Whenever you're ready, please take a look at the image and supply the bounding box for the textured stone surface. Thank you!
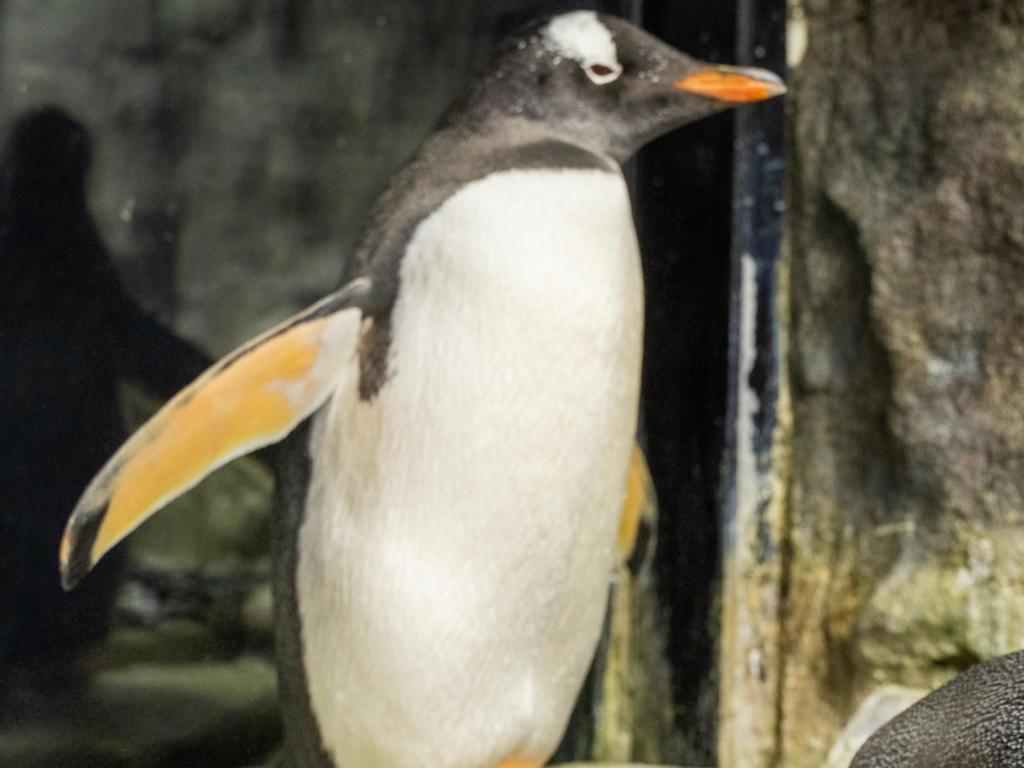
[783,0,1024,764]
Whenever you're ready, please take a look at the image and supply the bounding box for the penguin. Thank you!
[0,107,209,694]
[850,650,1024,768]
[59,12,784,768]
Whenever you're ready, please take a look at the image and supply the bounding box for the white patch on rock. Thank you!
[544,11,621,82]
[735,251,760,520]
[787,0,809,68]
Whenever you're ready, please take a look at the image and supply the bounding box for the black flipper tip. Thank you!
[60,563,86,592]
[59,501,106,591]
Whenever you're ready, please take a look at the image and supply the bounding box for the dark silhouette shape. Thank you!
[0,107,210,692]
[851,651,1024,767]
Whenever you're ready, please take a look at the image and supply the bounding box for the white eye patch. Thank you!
[544,11,622,85]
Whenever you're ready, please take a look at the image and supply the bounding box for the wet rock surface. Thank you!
[783,0,1024,764]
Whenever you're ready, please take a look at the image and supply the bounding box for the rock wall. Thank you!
[784,0,1024,764]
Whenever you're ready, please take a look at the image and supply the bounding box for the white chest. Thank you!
[297,167,644,768]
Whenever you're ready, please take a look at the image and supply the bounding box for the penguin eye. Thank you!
[585,62,621,85]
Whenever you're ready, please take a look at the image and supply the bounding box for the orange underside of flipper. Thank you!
[60,294,363,586]
[95,321,321,561]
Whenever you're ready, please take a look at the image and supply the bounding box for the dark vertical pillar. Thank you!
[718,0,787,765]
[635,2,737,763]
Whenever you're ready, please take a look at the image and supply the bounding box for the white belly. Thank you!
[297,167,644,768]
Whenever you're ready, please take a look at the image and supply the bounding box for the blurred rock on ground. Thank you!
[0,657,280,768]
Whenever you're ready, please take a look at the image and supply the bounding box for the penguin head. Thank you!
[455,11,786,162]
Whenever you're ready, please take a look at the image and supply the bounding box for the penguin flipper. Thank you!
[616,444,657,572]
[60,277,372,590]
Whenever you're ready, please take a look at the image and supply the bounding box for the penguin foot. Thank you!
[496,756,542,768]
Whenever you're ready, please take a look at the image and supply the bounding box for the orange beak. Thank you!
[675,65,787,104]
